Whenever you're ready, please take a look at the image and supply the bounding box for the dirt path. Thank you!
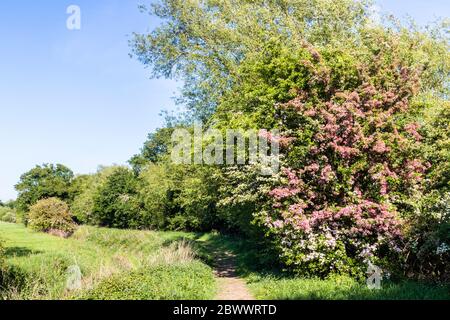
[213,251,254,300]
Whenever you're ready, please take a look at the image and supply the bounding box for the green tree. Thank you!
[15,164,74,214]
[92,167,142,229]
[139,163,220,231]
[171,165,220,231]
[139,163,174,229]
[129,127,175,174]
[131,0,375,121]
[70,166,121,224]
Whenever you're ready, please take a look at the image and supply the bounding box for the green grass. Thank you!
[1,222,448,300]
[193,232,450,300]
[0,222,215,300]
[78,262,215,300]
[249,276,450,300]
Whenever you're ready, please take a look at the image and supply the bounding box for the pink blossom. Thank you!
[320,165,334,183]
[372,139,390,154]
[289,203,308,215]
[273,220,284,229]
[304,163,320,173]
[405,122,422,141]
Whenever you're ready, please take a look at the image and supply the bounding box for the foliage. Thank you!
[79,262,215,300]
[15,164,74,215]
[217,163,280,237]
[138,164,173,229]
[397,99,450,282]
[257,41,429,277]
[172,166,220,231]
[211,25,450,277]
[5,0,448,286]
[127,1,450,282]
[0,240,4,267]
[28,198,76,235]
[129,127,175,174]
[70,166,122,224]
[403,192,450,281]
[0,239,6,291]
[139,164,220,231]
[0,206,16,223]
[92,168,142,229]
[249,275,450,300]
[420,100,450,193]
[131,0,374,121]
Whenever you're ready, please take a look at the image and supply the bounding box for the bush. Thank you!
[217,163,280,237]
[403,192,450,281]
[0,241,5,290]
[0,206,16,223]
[28,198,76,236]
[260,42,423,277]
[70,166,121,224]
[79,262,215,300]
[139,164,173,229]
[173,166,220,231]
[92,168,142,229]
[139,164,221,231]
[214,35,437,277]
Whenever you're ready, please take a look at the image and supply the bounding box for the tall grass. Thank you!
[248,276,450,300]
[0,222,215,300]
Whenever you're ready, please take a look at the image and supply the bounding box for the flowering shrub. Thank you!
[28,198,76,236]
[403,192,450,281]
[257,40,430,277]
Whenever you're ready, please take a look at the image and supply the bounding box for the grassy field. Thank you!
[248,277,450,300]
[0,222,216,300]
[1,222,448,300]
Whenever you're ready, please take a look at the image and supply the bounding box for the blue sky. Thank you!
[0,1,448,201]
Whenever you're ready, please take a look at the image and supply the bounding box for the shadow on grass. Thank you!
[0,265,29,295]
[258,278,450,300]
[190,232,283,279]
[4,247,42,258]
[189,232,450,300]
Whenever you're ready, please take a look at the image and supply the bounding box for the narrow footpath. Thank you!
[213,251,254,300]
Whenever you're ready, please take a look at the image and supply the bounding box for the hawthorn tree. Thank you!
[15,164,74,213]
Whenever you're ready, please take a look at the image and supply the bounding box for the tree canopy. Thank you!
[15,164,74,213]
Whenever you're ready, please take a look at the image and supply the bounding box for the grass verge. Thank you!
[193,232,450,300]
[0,222,215,300]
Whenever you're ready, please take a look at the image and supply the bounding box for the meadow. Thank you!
[0,222,215,300]
[1,222,449,300]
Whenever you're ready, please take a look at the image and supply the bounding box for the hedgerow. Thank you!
[215,28,449,278]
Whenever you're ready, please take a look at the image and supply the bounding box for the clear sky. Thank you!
[0,1,448,201]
